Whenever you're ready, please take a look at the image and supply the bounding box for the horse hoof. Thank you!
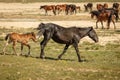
[40,56,45,59]
[58,56,62,60]
[78,60,83,62]
[0,52,4,55]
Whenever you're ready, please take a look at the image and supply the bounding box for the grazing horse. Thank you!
[90,10,116,29]
[84,3,93,12]
[36,23,98,62]
[40,5,56,15]
[3,32,37,56]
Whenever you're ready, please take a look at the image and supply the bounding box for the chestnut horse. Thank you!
[40,5,56,15]
[3,32,37,56]
[55,4,67,15]
[36,23,98,62]
[76,6,81,13]
[97,3,108,11]
[90,10,116,29]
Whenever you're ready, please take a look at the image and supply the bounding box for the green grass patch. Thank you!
[0,28,120,80]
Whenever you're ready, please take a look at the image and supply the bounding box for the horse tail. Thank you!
[5,34,10,41]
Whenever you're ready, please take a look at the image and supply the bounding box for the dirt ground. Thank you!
[0,2,120,45]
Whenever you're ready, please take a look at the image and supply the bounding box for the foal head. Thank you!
[29,32,37,42]
[88,27,99,43]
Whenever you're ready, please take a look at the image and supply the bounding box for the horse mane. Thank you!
[78,27,92,31]
[46,23,65,29]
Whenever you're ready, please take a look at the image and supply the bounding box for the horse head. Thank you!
[40,5,46,9]
[90,10,100,19]
[88,27,99,43]
[31,32,37,42]
[90,11,94,19]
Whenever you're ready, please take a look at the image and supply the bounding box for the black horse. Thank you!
[84,3,93,12]
[36,23,98,62]
[65,4,77,15]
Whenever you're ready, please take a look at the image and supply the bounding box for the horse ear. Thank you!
[89,26,93,30]
[41,23,45,25]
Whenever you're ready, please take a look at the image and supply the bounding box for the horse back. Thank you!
[9,33,30,42]
[52,27,79,44]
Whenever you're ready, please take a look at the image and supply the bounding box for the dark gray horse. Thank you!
[36,23,98,62]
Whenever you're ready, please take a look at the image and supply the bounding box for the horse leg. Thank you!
[3,39,12,55]
[112,20,116,29]
[107,22,110,29]
[58,10,61,15]
[3,42,9,55]
[40,34,51,59]
[100,21,104,29]
[73,42,82,62]
[96,20,99,29]
[45,10,47,16]
[58,44,70,60]
[53,10,56,15]
[20,44,23,56]
[24,43,31,56]
[12,41,18,56]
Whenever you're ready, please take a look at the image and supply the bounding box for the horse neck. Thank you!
[78,28,91,38]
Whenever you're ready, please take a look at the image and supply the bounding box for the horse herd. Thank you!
[0,2,119,62]
[40,3,119,15]
[40,2,119,29]
[1,23,99,62]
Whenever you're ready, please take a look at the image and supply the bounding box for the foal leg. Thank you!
[20,44,23,56]
[58,44,70,60]
[3,42,9,55]
[24,43,31,56]
[12,42,18,56]
[73,42,82,62]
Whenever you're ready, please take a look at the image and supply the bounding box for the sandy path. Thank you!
[0,20,95,28]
